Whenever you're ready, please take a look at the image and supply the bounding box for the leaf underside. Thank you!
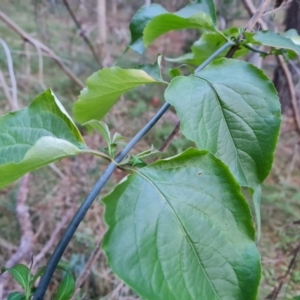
[103,149,261,300]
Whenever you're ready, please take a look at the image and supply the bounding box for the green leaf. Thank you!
[169,68,182,78]
[54,271,75,300]
[84,120,111,146]
[0,89,87,189]
[165,59,281,236]
[7,292,25,300]
[251,31,300,54]
[30,266,46,287]
[129,1,216,54]
[73,67,166,124]
[103,149,261,300]
[5,264,31,291]
[165,58,281,189]
[143,11,215,48]
[129,4,168,54]
[166,30,248,66]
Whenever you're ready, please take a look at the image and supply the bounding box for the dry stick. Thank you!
[71,236,103,300]
[263,0,293,16]
[33,208,74,269]
[278,55,300,133]
[0,69,13,106]
[0,10,84,89]
[0,174,33,295]
[159,0,271,154]
[0,38,18,111]
[62,0,102,67]
[265,243,300,300]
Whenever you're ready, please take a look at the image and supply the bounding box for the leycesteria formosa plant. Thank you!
[1,0,300,299]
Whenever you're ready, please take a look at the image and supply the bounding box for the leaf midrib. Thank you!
[194,75,249,186]
[136,170,222,300]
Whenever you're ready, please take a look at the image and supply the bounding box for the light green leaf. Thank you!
[143,11,215,48]
[166,30,248,66]
[252,31,300,54]
[73,67,166,124]
[7,292,25,300]
[0,89,86,189]
[103,149,261,300]
[5,264,31,291]
[84,120,111,146]
[129,4,168,54]
[54,271,75,300]
[165,59,281,236]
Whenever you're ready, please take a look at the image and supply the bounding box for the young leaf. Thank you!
[84,120,112,146]
[73,67,166,124]
[143,12,215,48]
[166,30,248,66]
[165,59,281,235]
[54,271,75,300]
[5,264,31,291]
[7,292,25,300]
[250,31,300,54]
[0,89,87,189]
[103,149,261,300]
[129,4,168,54]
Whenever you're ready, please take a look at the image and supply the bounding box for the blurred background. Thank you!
[0,0,300,299]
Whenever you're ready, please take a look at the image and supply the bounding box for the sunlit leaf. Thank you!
[0,89,86,189]
[73,67,166,124]
[103,149,261,300]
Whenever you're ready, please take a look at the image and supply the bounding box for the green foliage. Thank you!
[103,149,260,300]
[73,67,166,124]
[54,271,75,300]
[0,0,288,298]
[1,264,75,300]
[0,89,86,189]
[166,30,248,66]
[129,0,216,54]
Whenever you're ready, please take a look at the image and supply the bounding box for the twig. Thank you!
[0,69,13,106]
[286,143,299,183]
[159,121,180,152]
[0,38,18,110]
[263,0,293,16]
[265,242,300,300]
[242,0,268,30]
[71,236,103,300]
[0,174,33,293]
[278,55,300,133]
[0,10,84,88]
[62,0,102,67]
[33,208,74,269]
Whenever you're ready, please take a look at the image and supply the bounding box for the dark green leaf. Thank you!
[54,271,75,300]
[129,4,168,54]
[73,67,166,124]
[165,59,281,236]
[169,68,182,78]
[7,292,25,300]
[143,12,215,48]
[6,264,31,291]
[0,89,87,189]
[103,149,261,300]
